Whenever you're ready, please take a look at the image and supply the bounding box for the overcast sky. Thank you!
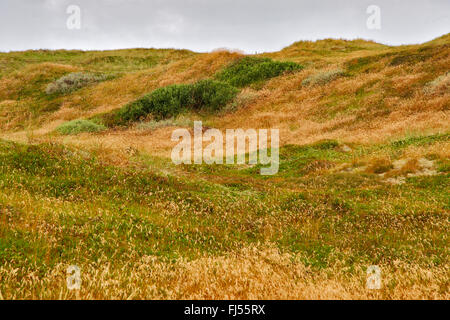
[0,0,449,53]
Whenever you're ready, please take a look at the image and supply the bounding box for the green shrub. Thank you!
[56,119,106,135]
[302,69,344,86]
[46,72,109,95]
[215,57,303,87]
[190,79,238,112]
[103,80,238,127]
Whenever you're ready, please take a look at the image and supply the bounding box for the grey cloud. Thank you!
[0,0,448,53]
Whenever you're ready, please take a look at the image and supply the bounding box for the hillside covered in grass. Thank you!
[0,34,449,299]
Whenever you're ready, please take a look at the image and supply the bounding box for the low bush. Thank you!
[190,79,239,112]
[215,57,303,87]
[103,80,238,127]
[46,72,109,95]
[56,119,106,135]
[302,69,344,86]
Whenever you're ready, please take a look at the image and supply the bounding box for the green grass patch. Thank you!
[215,57,303,88]
[56,119,106,135]
[390,133,450,149]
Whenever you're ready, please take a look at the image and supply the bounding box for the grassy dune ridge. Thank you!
[0,35,449,299]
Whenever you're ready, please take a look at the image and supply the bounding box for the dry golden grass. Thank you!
[0,100,31,131]
[365,158,393,174]
[1,245,447,300]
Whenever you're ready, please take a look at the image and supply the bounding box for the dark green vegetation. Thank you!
[215,57,303,87]
[101,79,238,126]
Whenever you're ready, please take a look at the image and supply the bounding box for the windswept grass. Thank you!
[302,69,345,86]
[0,34,449,300]
[423,72,450,95]
[0,136,448,299]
